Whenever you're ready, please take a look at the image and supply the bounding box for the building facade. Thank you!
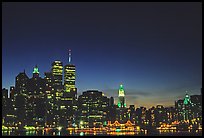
[77,90,109,128]
[51,60,63,88]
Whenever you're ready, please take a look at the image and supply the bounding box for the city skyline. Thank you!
[2,2,202,108]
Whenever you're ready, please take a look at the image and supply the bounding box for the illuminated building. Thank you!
[183,94,192,121]
[190,94,202,130]
[135,107,141,126]
[177,93,201,123]
[175,94,195,122]
[129,105,136,124]
[179,93,202,122]
[116,108,128,124]
[77,90,109,128]
[2,88,9,124]
[118,84,126,108]
[3,56,203,134]
[15,70,29,95]
[135,107,148,127]
[44,72,54,98]
[148,106,156,127]
[44,72,57,127]
[145,109,151,127]
[50,61,63,127]
[175,93,202,130]
[2,88,15,127]
[190,94,202,120]
[116,85,128,124]
[60,92,75,127]
[165,107,176,124]
[51,60,63,88]
[64,64,76,93]
[59,50,78,127]
[141,107,147,125]
[64,50,77,96]
[26,65,46,127]
[175,99,184,121]
[154,105,165,127]
[14,70,29,126]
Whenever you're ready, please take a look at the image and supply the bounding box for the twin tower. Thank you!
[51,49,76,93]
[45,49,125,106]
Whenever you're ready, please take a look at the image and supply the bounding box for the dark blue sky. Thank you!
[2,2,202,108]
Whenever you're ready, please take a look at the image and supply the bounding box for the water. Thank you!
[2,129,202,136]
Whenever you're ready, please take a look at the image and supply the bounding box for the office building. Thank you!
[118,84,126,108]
[51,60,63,88]
[77,90,109,128]
[26,65,46,127]
[64,50,77,96]
[14,70,29,126]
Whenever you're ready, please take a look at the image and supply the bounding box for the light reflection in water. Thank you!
[2,129,202,136]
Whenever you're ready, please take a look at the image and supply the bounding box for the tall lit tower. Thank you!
[118,84,126,108]
[61,49,77,127]
[51,60,63,88]
[183,94,192,121]
[64,49,76,93]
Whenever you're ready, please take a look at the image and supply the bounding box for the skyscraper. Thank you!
[77,90,109,128]
[51,60,63,88]
[64,49,76,94]
[26,65,46,126]
[44,72,56,127]
[116,85,128,123]
[118,84,126,108]
[60,49,77,127]
[2,88,15,127]
[51,61,64,126]
[14,70,29,126]
[44,72,54,99]
[15,70,29,95]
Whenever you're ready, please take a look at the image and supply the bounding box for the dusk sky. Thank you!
[2,2,202,108]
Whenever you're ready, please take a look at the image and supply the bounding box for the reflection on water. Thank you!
[2,129,202,136]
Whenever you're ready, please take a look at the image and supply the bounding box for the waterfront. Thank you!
[2,129,202,136]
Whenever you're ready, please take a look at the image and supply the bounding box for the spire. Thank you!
[120,84,123,90]
[68,49,71,63]
[119,84,125,97]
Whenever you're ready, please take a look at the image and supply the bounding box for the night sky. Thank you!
[2,2,202,108]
